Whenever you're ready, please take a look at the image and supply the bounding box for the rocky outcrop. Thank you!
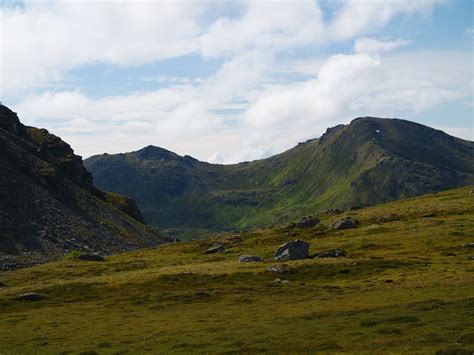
[0,105,170,270]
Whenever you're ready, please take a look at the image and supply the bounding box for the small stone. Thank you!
[203,244,225,254]
[440,252,457,257]
[273,278,291,285]
[16,293,44,301]
[467,256,474,261]
[313,249,347,258]
[462,243,474,248]
[331,217,358,230]
[295,217,319,229]
[266,264,291,274]
[239,255,262,262]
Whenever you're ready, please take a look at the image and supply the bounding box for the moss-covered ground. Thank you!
[0,186,473,354]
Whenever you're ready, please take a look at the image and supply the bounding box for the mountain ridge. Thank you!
[85,116,474,232]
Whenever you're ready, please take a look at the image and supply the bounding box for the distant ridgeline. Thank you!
[0,105,170,269]
[85,116,474,230]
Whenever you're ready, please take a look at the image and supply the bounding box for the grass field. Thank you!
[0,186,473,354]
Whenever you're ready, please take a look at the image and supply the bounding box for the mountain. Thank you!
[85,117,474,232]
[0,105,171,269]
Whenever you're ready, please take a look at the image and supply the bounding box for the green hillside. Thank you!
[85,117,474,233]
[0,186,473,353]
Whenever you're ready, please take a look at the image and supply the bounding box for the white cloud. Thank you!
[199,0,324,58]
[466,26,474,40]
[0,1,205,91]
[1,0,446,93]
[328,0,444,41]
[13,50,472,162]
[354,38,412,54]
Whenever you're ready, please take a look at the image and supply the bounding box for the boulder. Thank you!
[274,240,309,260]
[16,293,44,301]
[295,217,319,229]
[76,253,105,262]
[313,249,347,258]
[239,255,262,262]
[331,217,358,230]
[204,244,224,254]
[462,242,474,248]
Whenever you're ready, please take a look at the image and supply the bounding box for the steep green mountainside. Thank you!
[85,117,474,230]
[0,186,473,353]
[0,105,170,269]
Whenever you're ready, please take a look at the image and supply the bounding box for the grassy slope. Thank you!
[0,186,473,353]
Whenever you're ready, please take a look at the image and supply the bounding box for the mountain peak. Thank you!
[136,145,179,160]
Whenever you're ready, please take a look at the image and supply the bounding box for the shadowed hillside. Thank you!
[85,117,474,231]
[0,105,171,269]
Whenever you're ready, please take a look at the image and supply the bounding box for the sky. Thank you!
[1,0,473,163]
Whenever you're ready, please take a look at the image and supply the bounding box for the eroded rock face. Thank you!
[331,217,358,230]
[274,240,309,260]
[239,255,262,262]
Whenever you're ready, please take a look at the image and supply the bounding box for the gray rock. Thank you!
[468,256,474,261]
[273,279,291,284]
[239,255,262,262]
[16,293,44,301]
[295,217,319,228]
[314,249,347,258]
[463,242,474,248]
[76,253,105,261]
[331,217,358,230]
[204,244,224,254]
[266,264,291,274]
[274,240,309,260]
